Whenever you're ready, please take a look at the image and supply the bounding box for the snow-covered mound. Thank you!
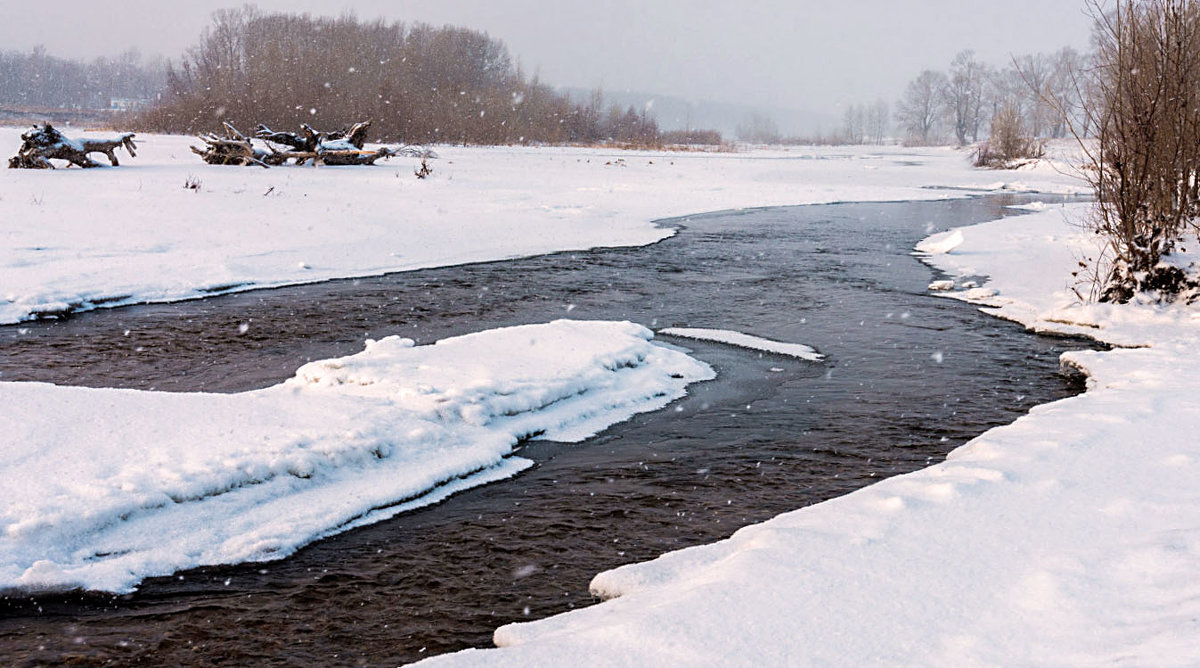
[0,320,713,594]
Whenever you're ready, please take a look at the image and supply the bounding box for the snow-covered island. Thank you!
[0,319,713,593]
[8,128,1195,664]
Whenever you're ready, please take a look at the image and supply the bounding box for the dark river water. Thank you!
[0,195,1091,666]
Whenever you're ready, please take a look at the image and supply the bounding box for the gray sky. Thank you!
[0,1,1094,114]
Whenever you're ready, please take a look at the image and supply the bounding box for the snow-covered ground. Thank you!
[417,203,1200,666]
[15,128,1188,662]
[0,127,1082,325]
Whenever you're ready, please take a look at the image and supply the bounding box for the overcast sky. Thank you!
[0,1,1093,114]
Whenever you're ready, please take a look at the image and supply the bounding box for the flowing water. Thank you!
[0,195,1093,666]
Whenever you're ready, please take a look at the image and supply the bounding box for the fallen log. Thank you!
[8,124,137,169]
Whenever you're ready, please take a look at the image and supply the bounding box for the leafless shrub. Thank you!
[1074,0,1200,302]
[973,104,1044,168]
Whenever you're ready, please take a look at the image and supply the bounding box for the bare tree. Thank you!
[1013,53,1058,138]
[841,104,865,144]
[866,99,890,144]
[896,70,947,145]
[974,102,1043,168]
[141,8,661,146]
[1047,47,1086,139]
[944,50,989,145]
[0,46,164,110]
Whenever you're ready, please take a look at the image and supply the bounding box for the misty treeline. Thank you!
[895,47,1084,154]
[897,47,1094,164]
[735,104,890,146]
[138,6,670,146]
[0,47,164,110]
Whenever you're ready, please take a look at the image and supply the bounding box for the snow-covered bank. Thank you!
[420,203,1200,665]
[0,320,713,594]
[0,128,1083,325]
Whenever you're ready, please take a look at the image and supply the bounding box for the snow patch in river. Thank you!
[659,327,823,361]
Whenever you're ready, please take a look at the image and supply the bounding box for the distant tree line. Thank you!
[0,47,164,110]
[735,113,782,144]
[895,48,1085,148]
[836,100,890,145]
[660,129,724,146]
[138,7,668,146]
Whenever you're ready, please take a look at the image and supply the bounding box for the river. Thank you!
[0,195,1092,666]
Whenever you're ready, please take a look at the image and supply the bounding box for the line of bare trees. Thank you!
[0,47,164,110]
[896,48,1085,149]
[737,103,889,146]
[137,7,662,146]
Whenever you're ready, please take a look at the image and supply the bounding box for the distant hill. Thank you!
[558,87,839,139]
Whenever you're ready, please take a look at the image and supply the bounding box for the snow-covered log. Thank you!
[8,124,137,169]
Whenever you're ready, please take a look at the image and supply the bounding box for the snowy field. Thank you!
[12,126,1186,663]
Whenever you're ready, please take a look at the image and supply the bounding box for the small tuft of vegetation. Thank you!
[972,104,1044,168]
[414,158,432,179]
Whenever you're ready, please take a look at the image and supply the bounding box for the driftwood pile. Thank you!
[8,120,433,173]
[191,120,430,168]
[190,122,288,168]
[8,124,137,169]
